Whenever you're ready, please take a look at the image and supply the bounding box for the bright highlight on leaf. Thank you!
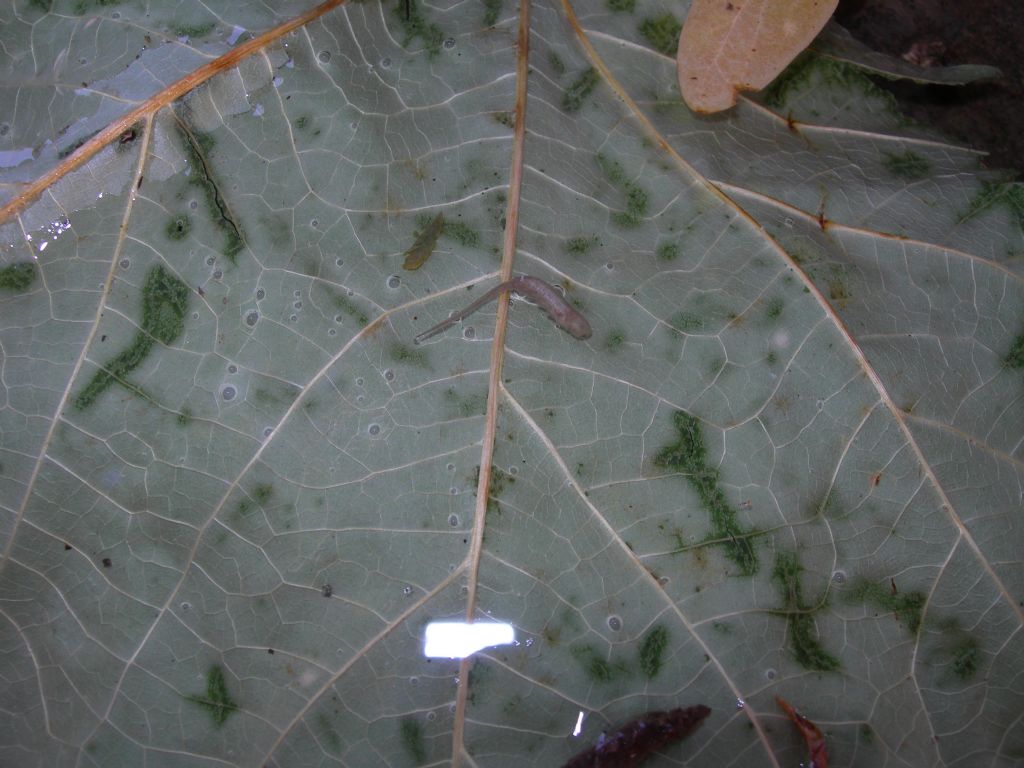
[677,0,838,112]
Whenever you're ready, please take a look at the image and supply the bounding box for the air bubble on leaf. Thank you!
[368,423,381,436]
[355,378,364,387]
[764,668,777,680]
[119,259,130,269]
[443,37,456,49]
[263,427,273,438]
[206,257,215,266]
[293,301,302,310]
[356,395,365,404]
[448,514,459,527]
[449,487,458,495]
[387,275,400,289]
[289,314,298,322]
[256,288,266,300]
[180,601,191,611]
[380,57,392,68]
[213,269,222,280]
[508,466,518,476]
[607,615,622,631]
[221,386,236,401]
[736,698,745,710]
[245,311,259,327]
[453,677,460,685]
[383,368,394,381]
[402,586,413,596]
[409,676,419,686]
[463,326,475,339]
[294,290,301,298]
[228,365,237,374]
[0,124,9,136]
[273,76,284,87]
[816,399,825,411]
[189,200,198,210]
[426,711,436,722]
[447,463,455,472]
[335,258,344,267]
[605,262,614,271]
[784,217,794,228]
[318,50,331,63]
[832,569,847,584]
[191,312,199,320]
[328,328,336,336]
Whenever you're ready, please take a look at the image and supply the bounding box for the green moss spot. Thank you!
[763,53,897,112]
[74,265,189,410]
[548,52,566,77]
[492,111,515,128]
[846,579,926,634]
[712,621,732,634]
[1004,331,1024,369]
[444,387,487,418]
[638,625,668,679]
[883,150,932,180]
[607,0,635,10]
[399,717,427,764]
[390,343,429,368]
[166,215,192,241]
[562,67,600,113]
[483,0,502,26]
[442,220,480,248]
[657,241,680,261]
[669,312,704,333]
[565,236,597,255]
[395,0,445,59]
[951,637,981,681]
[172,22,215,38]
[253,484,274,505]
[597,154,649,228]
[828,279,849,302]
[766,298,784,320]
[294,115,311,130]
[176,407,192,426]
[187,665,238,727]
[604,330,626,350]
[315,713,341,754]
[772,553,839,671]
[860,724,874,743]
[961,179,1024,231]
[0,262,36,292]
[639,14,681,56]
[570,644,627,683]
[653,411,758,574]
[766,350,777,365]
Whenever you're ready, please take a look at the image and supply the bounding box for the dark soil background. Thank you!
[836,0,1024,178]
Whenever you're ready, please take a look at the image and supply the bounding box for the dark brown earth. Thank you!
[836,0,1024,178]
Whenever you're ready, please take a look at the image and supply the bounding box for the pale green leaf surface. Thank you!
[0,1,1022,767]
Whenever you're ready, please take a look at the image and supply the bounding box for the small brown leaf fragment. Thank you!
[402,212,444,270]
[776,696,829,768]
[677,0,838,112]
[562,705,710,768]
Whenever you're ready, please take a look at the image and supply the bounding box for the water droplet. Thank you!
[383,368,394,381]
[221,386,236,401]
[318,50,331,64]
[228,364,237,374]
[256,288,265,300]
[119,258,130,269]
[289,314,298,322]
[293,290,301,298]
[508,465,518,476]
[309,218,318,228]
[816,399,824,410]
[272,76,284,87]
[447,463,455,472]
[426,711,436,722]
[328,328,336,336]
[409,676,419,686]
[368,423,381,436]
[355,378,364,387]
[453,677,460,685]
[387,274,400,289]
[245,311,259,327]
[213,269,223,280]
[402,586,413,596]
[449,487,459,495]
[448,514,459,527]
[463,326,476,339]
[443,37,456,49]
[293,301,302,310]
[180,601,191,611]
[335,258,344,267]
[380,57,392,68]
[607,615,622,631]
[191,312,199,320]
[736,698,745,710]
[764,668,777,680]
[832,570,847,585]
[263,427,273,438]
[604,262,614,271]
[206,256,215,266]
[189,199,198,210]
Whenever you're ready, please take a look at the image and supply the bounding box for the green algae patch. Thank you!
[562,67,600,113]
[638,625,668,679]
[846,578,926,634]
[772,553,839,672]
[399,717,427,763]
[597,154,649,228]
[639,14,681,56]
[883,150,932,180]
[0,262,36,292]
[654,411,758,575]
[187,666,238,727]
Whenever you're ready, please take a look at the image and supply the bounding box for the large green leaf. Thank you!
[1,1,1022,766]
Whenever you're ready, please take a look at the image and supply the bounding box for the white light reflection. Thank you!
[572,710,585,737]
[423,621,514,659]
